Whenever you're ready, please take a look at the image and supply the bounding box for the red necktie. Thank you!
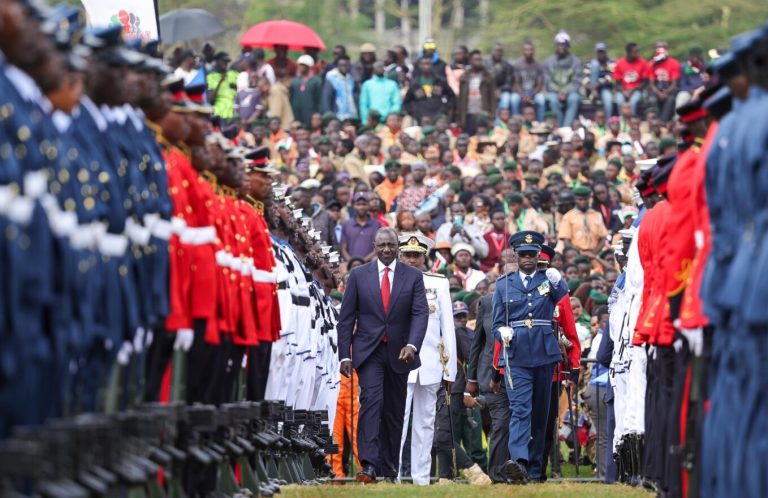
[382,267,391,313]
[382,267,391,343]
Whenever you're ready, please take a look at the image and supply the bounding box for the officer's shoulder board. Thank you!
[423,271,446,278]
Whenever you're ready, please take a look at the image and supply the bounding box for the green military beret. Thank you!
[449,180,462,192]
[659,136,676,150]
[358,125,372,134]
[423,125,436,136]
[367,109,382,120]
[608,157,623,168]
[486,167,500,176]
[591,292,609,305]
[384,159,401,170]
[506,192,524,204]
[523,174,540,183]
[567,279,582,293]
[448,166,462,177]
[330,290,344,301]
[573,185,592,197]
[503,161,518,171]
[463,291,480,306]
[452,290,468,302]
[316,135,332,145]
[487,174,502,186]
[449,286,462,294]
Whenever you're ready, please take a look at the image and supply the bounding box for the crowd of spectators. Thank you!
[167,30,709,477]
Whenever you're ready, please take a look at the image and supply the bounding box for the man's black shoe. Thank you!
[502,459,530,484]
[355,465,377,484]
[382,476,397,483]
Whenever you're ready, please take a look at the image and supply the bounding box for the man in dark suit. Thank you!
[467,295,511,483]
[337,227,429,483]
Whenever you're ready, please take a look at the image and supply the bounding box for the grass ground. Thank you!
[281,481,650,498]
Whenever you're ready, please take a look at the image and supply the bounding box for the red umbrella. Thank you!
[240,20,326,51]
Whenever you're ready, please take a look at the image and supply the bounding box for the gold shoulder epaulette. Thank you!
[423,271,446,278]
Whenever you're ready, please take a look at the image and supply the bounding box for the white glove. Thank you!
[546,268,562,285]
[116,341,133,366]
[132,327,146,354]
[173,328,194,352]
[680,328,703,357]
[499,326,514,346]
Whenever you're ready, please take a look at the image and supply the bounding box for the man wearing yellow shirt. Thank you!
[557,186,608,254]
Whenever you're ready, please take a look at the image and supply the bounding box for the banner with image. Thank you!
[80,0,160,42]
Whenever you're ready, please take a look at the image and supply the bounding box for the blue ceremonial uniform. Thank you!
[491,231,569,481]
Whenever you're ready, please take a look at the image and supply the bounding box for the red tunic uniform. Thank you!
[634,200,672,345]
[243,196,281,343]
[163,146,193,332]
[657,145,701,345]
[679,123,718,329]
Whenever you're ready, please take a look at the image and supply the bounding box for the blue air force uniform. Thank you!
[491,231,568,481]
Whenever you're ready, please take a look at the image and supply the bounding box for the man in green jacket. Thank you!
[290,54,322,126]
[359,61,402,123]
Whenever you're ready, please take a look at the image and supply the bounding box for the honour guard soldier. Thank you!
[396,233,457,486]
[492,230,569,483]
[242,146,281,400]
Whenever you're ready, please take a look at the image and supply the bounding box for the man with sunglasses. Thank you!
[492,231,569,483]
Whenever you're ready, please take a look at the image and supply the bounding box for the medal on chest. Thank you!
[538,281,550,296]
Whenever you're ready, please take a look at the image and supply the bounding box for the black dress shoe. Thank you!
[382,476,398,483]
[356,465,377,484]
[502,460,530,484]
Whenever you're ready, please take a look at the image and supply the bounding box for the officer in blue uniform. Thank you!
[492,230,569,483]
[700,25,768,498]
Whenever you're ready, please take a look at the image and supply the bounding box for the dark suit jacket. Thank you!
[466,295,495,394]
[337,260,429,374]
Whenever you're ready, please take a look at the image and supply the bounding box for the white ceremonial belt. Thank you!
[215,249,230,267]
[0,185,17,215]
[151,219,172,240]
[230,257,243,272]
[240,258,252,277]
[99,232,129,257]
[125,218,152,246]
[23,170,48,199]
[252,269,277,284]
[70,224,96,249]
[51,211,78,239]
[170,216,187,235]
[6,196,34,225]
[180,225,216,245]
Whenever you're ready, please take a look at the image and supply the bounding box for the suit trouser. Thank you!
[506,363,556,480]
[460,407,487,471]
[584,383,609,479]
[356,342,409,477]
[329,372,360,477]
[435,390,474,478]
[399,381,440,485]
[485,389,511,482]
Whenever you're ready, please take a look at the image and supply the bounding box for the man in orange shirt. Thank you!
[374,160,405,212]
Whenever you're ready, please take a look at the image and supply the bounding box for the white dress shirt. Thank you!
[340,259,416,364]
[377,258,397,292]
[519,270,536,289]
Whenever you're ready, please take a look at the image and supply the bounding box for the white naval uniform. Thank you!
[615,225,648,439]
[398,272,457,485]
